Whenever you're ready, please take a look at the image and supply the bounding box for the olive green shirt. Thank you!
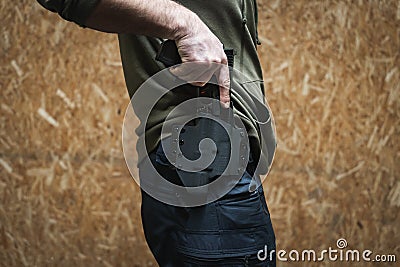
[36,0,274,172]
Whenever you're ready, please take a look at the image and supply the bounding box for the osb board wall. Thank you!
[0,0,399,266]
[257,1,399,266]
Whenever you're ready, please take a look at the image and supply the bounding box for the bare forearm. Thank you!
[84,0,230,106]
[37,0,231,106]
[85,0,198,40]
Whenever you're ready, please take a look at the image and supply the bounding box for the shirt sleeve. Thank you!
[36,0,101,27]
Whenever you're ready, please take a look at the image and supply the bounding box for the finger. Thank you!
[190,81,208,87]
[217,64,230,109]
[169,63,198,78]
[189,69,215,87]
[170,62,217,85]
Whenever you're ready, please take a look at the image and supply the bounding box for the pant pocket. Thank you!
[179,253,267,267]
[217,192,266,230]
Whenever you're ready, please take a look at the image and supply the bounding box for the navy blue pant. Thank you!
[139,143,276,266]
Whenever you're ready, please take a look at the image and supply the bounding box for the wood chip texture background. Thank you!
[0,0,399,266]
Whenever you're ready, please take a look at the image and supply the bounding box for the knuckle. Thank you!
[190,56,202,62]
[192,81,206,87]
[221,54,228,64]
